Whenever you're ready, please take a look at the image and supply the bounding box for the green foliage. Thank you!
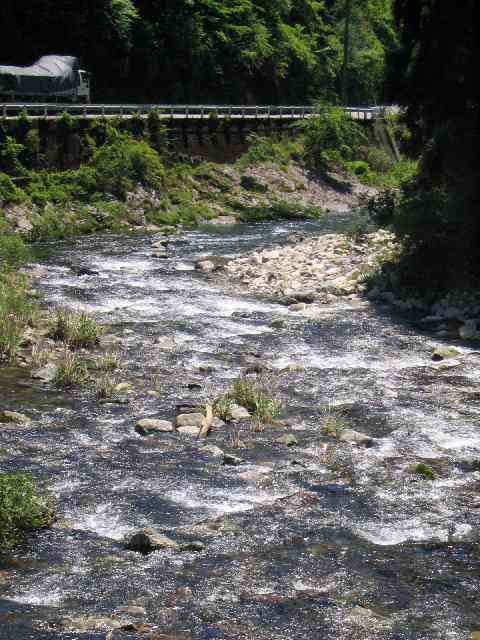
[409,463,436,480]
[0,269,37,361]
[297,106,367,172]
[48,309,103,350]
[0,472,54,552]
[384,2,477,291]
[0,173,26,204]
[0,220,32,265]
[237,134,302,169]
[91,135,165,199]
[0,1,397,105]
[0,137,26,176]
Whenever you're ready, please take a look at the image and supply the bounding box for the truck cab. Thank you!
[76,70,91,102]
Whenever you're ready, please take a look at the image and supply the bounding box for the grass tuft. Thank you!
[48,308,103,350]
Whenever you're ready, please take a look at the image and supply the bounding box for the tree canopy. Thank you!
[0,0,397,104]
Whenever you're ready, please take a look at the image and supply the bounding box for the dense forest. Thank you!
[386,0,477,290]
[0,0,397,104]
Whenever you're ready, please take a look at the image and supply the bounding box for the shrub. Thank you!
[0,472,54,552]
[48,308,103,349]
[91,135,165,199]
[344,160,373,182]
[237,134,302,169]
[0,227,32,266]
[0,172,26,204]
[296,106,367,172]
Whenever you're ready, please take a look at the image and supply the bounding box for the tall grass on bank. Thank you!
[0,472,54,552]
[0,269,38,361]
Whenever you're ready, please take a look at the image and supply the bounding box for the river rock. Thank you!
[152,239,168,249]
[210,215,237,225]
[199,445,224,458]
[117,605,146,617]
[62,616,124,632]
[31,362,58,382]
[180,540,205,552]
[124,529,179,553]
[0,410,31,424]
[176,413,204,428]
[289,302,307,312]
[275,433,298,447]
[195,260,216,273]
[431,346,461,361]
[115,382,133,393]
[229,404,250,420]
[223,453,244,466]
[135,418,174,435]
[337,428,374,447]
[284,289,316,304]
[177,425,201,436]
[459,320,478,340]
[152,249,169,259]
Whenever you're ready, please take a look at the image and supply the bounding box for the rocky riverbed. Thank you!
[1,218,480,640]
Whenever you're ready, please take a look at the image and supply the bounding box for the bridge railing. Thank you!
[0,102,387,120]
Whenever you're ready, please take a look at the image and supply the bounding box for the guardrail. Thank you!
[0,103,387,121]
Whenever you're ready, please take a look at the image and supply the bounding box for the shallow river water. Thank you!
[1,218,480,639]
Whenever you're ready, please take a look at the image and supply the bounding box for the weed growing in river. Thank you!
[229,374,282,424]
[321,407,348,436]
[95,374,117,400]
[53,348,89,387]
[409,463,437,480]
[0,472,54,552]
[95,351,121,372]
[30,341,52,368]
[48,308,103,349]
[213,394,234,421]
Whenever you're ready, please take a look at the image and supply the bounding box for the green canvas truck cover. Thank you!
[0,55,79,95]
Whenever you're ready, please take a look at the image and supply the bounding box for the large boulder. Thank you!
[229,404,250,420]
[135,419,174,436]
[0,410,31,425]
[337,428,374,447]
[31,362,58,382]
[124,529,179,553]
[176,413,204,428]
[431,346,461,361]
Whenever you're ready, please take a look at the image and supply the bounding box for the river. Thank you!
[1,218,479,639]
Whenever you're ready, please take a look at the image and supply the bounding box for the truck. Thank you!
[0,55,90,103]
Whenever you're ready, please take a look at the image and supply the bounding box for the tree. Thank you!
[389,1,478,288]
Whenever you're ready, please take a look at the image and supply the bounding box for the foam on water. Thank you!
[165,485,287,515]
